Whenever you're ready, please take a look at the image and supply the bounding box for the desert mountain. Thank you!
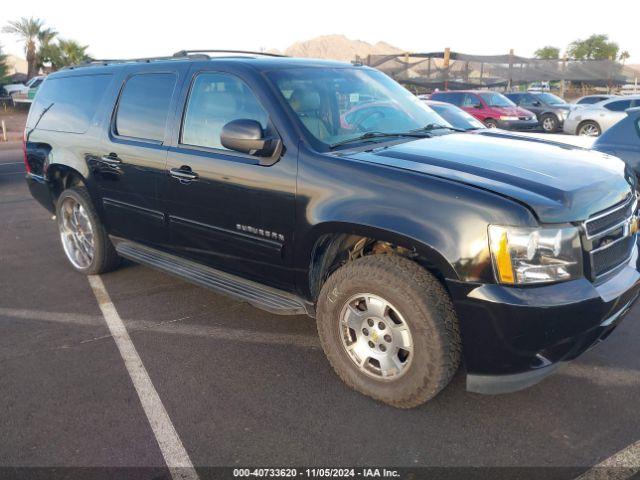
[283,34,403,62]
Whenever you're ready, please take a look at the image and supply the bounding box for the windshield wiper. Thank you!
[26,102,54,142]
[329,131,430,149]
[411,123,465,133]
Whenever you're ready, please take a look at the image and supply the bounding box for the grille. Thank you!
[591,236,635,277]
[585,198,634,237]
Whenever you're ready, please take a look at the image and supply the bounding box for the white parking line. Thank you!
[88,275,199,480]
[574,440,640,480]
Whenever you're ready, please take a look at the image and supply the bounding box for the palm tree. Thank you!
[619,51,631,65]
[2,17,45,79]
[36,27,58,70]
[0,45,9,83]
[56,39,91,68]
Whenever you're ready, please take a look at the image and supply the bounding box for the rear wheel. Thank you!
[484,118,498,128]
[540,114,559,133]
[577,120,601,137]
[56,187,120,275]
[316,255,461,408]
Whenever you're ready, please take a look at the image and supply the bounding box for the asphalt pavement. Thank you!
[1,143,639,480]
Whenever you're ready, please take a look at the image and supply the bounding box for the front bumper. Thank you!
[448,243,640,394]
[497,118,539,131]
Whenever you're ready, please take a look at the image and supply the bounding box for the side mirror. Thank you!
[474,104,483,109]
[533,101,542,107]
[220,119,282,164]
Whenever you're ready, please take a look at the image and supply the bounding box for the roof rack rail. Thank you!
[63,53,212,70]
[172,49,287,58]
[62,50,286,70]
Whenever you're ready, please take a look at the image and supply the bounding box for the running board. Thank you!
[115,242,311,316]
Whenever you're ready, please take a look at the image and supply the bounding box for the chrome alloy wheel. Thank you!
[578,123,600,136]
[542,116,556,132]
[339,293,413,380]
[58,197,95,269]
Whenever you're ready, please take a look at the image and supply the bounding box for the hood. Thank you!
[347,133,632,223]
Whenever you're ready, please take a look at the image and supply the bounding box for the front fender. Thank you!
[294,147,538,294]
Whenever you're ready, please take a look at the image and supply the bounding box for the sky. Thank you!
[1,0,638,64]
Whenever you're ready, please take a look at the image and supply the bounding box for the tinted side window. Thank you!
[520,94,537,106]
[462,94,481,107]
[28,74,113,134]
[181,72,267,150]
[432,92,462,106]
[115,73,176,142]
[606,100,632,112]
[578,97,601,105]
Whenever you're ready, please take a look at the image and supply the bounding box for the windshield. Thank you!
[430,103,485,130]
[478,92,515,107]
[266,68,450,148]
[537,93,566,105]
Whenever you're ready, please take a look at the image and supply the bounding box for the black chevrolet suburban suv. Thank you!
[24,51,640,408]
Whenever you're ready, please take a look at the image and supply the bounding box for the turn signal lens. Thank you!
[490,227,515,283]
[488,225,582,285]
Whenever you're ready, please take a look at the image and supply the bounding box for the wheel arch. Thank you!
[47,163,87,202]
[301,222,458,301]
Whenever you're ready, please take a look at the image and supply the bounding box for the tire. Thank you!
[577,120,601,137]
[540,114,559,133]
[56,186,120,275]
[316,255,461,408]
[484,118,498,128]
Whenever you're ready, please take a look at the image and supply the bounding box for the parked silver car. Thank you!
[573,94,618,106]
[563,96,640,136]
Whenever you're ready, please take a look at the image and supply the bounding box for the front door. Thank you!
[161,68,296,290]
[519,94,544,117]
[92,66,187,248]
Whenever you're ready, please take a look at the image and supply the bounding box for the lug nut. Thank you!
[362,328,369,336]
[378,322,386,330]
[384,334,392,343]
[379,344,387,352]
[368,341,375,348]
[367,319,374,327]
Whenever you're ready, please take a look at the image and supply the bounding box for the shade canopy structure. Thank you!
[365,52,633,90]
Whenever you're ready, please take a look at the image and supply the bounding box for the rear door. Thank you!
[91,64,188,247]
[161,66,297,289]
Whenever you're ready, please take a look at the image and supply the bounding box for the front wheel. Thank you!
[56,186,120,275]
[316,255,461,408]
[484,118,498,128]
[540,114,560,133]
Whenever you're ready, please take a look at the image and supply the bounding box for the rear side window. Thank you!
[606,100,632,112]
[433,92,464,106]
[462,94,481,107]
[181,72,268,150]
[115,73,176,142]
[28,74,113,134]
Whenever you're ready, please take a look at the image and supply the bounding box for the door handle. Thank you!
[169,167,199,182]
[100,153,122,166]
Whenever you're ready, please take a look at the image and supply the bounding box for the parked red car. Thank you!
[430,90,538,130]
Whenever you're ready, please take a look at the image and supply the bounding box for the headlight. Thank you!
[488,225,583,285]
[499,116,519,121]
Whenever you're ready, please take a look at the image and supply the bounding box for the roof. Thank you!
[55,51,355,76]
